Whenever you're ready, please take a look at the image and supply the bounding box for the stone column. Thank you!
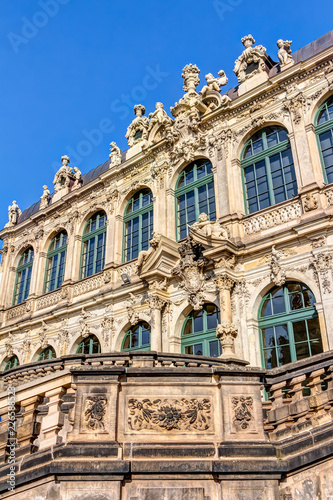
[148,294,166,352]
[38,387,66,450]
[63,233,75,283]
[285,95,318,191]
[16,395,43,457]
[214,274,234,323]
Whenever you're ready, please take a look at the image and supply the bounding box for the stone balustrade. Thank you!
[0,351,332,498]
[242,198,302,235]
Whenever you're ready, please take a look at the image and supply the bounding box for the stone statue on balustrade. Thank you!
[277,39,294,67]
[5,200,21,227]
[40,185,50,209]
[109,141,122,167]
[53,155,74,192]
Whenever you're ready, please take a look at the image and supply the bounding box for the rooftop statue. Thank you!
[5,200,21,227]
[40,185,50,209]
[125,104,149,147]
[148,102,173,131]
[53,155,74,192]
[199,70,228,97]
[233,35,267,83]
[72,167,82,189]
[109,141,122,167]
[277,39,294,66]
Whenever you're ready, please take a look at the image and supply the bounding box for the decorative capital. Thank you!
[148,294,166,311]
[216,320,238,357]
[182,64,200,95]
[214,275,234,291]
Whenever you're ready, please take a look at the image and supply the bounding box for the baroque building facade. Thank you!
[0,31,333,499]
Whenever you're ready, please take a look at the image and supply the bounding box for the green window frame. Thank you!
[38,346,56,361]
[13,247,34,305]
[76,335,101,354]
[44,231,67,293]
[315,96,333,184]
[4,355,19,372]
[121,321,151,351]
[241,126,297,214]
[123,189,153,262]
[181,303,221,357]
[259,282,323,369]
[175,159,216,241]
[80,211,107,279]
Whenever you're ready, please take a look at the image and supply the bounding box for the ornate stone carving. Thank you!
[125,104,149,147]
[53,155,74,192]
[199,70,228,97]
[149,277,168,292]
[243,200,302,234]
[147,294,166,311]
[231,396,254,431]
[310,252,333,294]
[101,316,114,349]
[233,35,268,83]
[216,321,238,357]
[269,245,286,286]
[182,64,200,95]
[277,39,293,67]
[5,201,21,227]
[37,321,49,349]
[40,185,50,209]
[7,302,30,321]
[5,333,14,357]
[310,236,326,248]
[136,232,161,273]
[214,275,234,291]
[128,397,211,432]
[207,128,232,160]
[233,279,250,304]
[56,318,69,352]
[117,262,137,280]
[150,158,169,189]
[84,396,107,431]
[106,188,119,213]
[79,308,93,338]
[36,287,68,310]
[126,293,140,324]
[172,234,209,310]
[283,92,306,124]
[214,255,236,269]
[109,141,122,167]
[190,213,228,241]
[303,193,318,212]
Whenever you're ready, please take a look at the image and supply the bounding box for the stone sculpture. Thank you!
[72,167,82,189]
[191,213,228,240]
[53,155,73,192]
[234,35,267,83]
[40,186,50,209]
[6,201,21,227]
[125,104,149,147]
[148,102,173,130]
[109,141,122,167]
[277,39,293,66]
[199,70,228,96]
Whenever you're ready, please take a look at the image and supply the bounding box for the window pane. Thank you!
[261,298,272,317]
[209,340,220,357]
[307,317,321,340]
[185,345,193,355]
[293,321,307,342]
[278,345,291,365]
[264,348,277,369]
[275,324,289,345]
[194,343,203,356]
[141,327,150,346]
[295,342,310,360]
[193,311,203,333]
[262,327,275,348]
[183,318,193,335]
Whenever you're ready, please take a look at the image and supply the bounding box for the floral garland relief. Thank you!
[128,398,212,432]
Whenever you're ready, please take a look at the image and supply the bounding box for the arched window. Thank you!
[38,346,56,361]
[76,335,101,354]
[259,282,323,369]
[4,355,19,372]
[44,231,67,293]
[122,321,151,351]
[241,126,297,214]
[123,189,153,262]
[181,303,220,357]
[80,211,107,278]
[175,159,216,240]
[316,96,333,184]
[13,247,34,305]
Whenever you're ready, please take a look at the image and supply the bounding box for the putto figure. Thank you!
[6,200,21,227]
[199,70,228,96]
[109,141,122,167]
[40,185,50,209]
[191,213,228,240]
[277,39,293,66]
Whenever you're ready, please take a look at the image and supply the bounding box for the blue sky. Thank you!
[0,0,332,234]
